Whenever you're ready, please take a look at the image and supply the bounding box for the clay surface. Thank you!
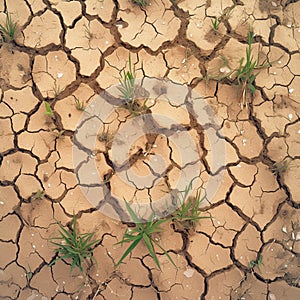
[0,0,299,299]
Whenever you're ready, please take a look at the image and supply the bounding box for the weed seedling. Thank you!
[49,215,100,272]
[249,254,263,272]
[236,30,269,107]
[115,201,176,270]
[0,12,17,43]
[118,54,136,104]
[210,16,221,31]
[73,95,86,111]
[26,265,33,284]
[44,101,55,119]
[171,182,210,231]
[118,55,148,115]
[31,189,45,200]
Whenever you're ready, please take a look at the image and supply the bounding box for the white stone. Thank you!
[183,268,194,278]
[269,294,276,300]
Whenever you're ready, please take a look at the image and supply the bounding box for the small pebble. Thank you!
[278,60,282,64]
[269,294,276,300]
[57,73,63,78]
[289,88,294,93]
[271,1,277,7]
[0,201,4,205]
[288,113,293,120]
[282,226,287,233]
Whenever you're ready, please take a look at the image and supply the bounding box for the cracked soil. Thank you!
[0,0,300,299]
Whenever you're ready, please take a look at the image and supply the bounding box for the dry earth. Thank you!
[0,0,300,299]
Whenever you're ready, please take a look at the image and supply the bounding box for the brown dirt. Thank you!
[0,0,300,299]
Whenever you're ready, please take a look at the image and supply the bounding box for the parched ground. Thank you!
[0,0,300,299]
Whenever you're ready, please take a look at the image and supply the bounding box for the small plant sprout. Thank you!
[49,215,100,272]
[249,254,263,272]
[171,182,210,231]
[210,16,221,31]
[118,55,148,116]
[0,12,17,43]
[115,200,177,270]
[32,189,45,200]
[73,95,86,111]
[118,54,136,104]
[235,30,269,108]
[26,265,33,283]
[44,101,55,119]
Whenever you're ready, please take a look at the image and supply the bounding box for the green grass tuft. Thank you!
[236,30,269,107]
[115,200,177,270]
[0,12,17,43]
[171,181,210,231]
[49,215,100,272]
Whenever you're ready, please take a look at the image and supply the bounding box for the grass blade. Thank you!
[143,233,161,270]
[115,236,142,268]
